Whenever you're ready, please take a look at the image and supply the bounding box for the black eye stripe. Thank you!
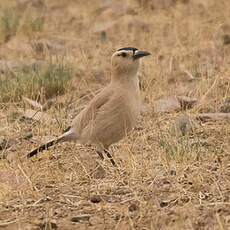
[117,52,127,57]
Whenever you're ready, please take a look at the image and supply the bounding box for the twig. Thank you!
[184,69,195,80]
[17,164,38,191]
[0,219,17,227]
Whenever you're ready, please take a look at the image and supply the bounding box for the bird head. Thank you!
[111,47,151,81]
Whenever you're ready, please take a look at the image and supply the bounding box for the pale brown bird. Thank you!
[27,47,151,166]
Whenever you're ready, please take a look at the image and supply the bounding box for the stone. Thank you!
[22,96,43,110]
[154,96,181,113]
[197,113,230,121]
[90,195,102,203]
[22,109,53,124]
[129,203,138,212]
[71,214,91,222]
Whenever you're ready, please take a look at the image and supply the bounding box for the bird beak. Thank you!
[133,50,151,60]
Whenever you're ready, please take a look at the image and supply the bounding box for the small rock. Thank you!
[154,96,181,113]
[170,170,176,176]
[115,214,120,221]
[71,214,91,222]
[22,109,53,124]
[129,203,138,212]
[94,166,106,179]
[160,201,168,208]
[197,113,230,121]
[90,195,102,203]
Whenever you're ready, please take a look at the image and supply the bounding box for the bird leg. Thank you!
[96,150,116,166]
[104,149,116,166]
[96,150,105,160]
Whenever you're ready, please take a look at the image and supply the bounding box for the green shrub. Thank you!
[0,61,73,102]
[0,7,20,42]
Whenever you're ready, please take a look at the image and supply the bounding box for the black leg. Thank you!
[96,150,116,166]
[104,150,116,166]
[96,151,105,160]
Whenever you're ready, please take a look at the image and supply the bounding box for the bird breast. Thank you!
[71,78,141,148]
[90,81,141,147]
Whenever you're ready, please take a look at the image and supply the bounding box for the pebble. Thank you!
[71,214,91,222]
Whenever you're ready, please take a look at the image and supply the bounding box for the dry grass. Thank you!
[0,0,230,229]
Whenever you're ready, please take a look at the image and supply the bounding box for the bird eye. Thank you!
[121,52,127,57]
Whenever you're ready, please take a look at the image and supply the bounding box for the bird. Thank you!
[27,47,151,166]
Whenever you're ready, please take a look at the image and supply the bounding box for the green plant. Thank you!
[0,7,20,42]
[157,134,202,162]
[0,61,73,102]
[21,9,45,34]
[31,15,45,32]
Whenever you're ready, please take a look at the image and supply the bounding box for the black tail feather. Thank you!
[27,140,55,158]
[63,126,71,133]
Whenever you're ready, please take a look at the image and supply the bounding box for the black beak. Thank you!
[133,50,151,60]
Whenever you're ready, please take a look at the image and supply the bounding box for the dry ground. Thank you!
[0,0,230,229]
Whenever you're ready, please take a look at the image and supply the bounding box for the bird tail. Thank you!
[27,130,73,158]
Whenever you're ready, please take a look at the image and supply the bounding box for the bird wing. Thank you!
[71,86,115,135]
[72,84,135,147]
[27,87,115,158]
